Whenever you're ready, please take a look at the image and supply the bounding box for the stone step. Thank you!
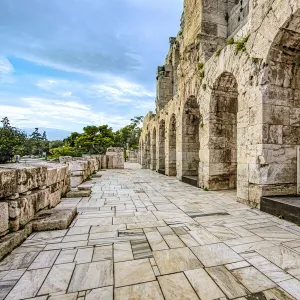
[31,206,77,231]
[78,183,94,191]
[182,176,198,187]
[261,196,300,223]
[66,189,91,198]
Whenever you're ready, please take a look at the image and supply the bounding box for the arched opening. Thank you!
[210,72,238,190]
[258,11,300,214]
[150,128,157,170]
[158,120,166,174]
[181,96,200,186]
[167,114,177,176]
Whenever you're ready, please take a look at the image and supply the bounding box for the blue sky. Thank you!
[0,0,183,136]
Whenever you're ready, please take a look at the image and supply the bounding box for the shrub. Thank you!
[226,37,234,45]
[235,35,250,54]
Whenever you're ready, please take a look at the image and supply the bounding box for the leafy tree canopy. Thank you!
[0,116,144,162]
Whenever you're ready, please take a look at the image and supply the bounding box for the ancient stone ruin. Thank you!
[139,0,300,209]
[0,148,124,260]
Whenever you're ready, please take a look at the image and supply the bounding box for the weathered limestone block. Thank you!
[249,163,296,185]
[0,223,32,261]
[106,147,124,169]
[62,177,71,196]
[78,183,93,191]
[49,190,61,208]
[68,160,88,172]
[0,202,8,236]
[17,166,48,193]
[66,189,91,198]
[31,207,77,231]
[59,156,73,164]
[101,155,108,169]
[0,169,17,198]
[107,156,114,169]
[71,171,84,176]
[8,188,50,231]
[45,167,58,186]
[70,176,84,188]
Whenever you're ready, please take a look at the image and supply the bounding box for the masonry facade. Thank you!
[139,0,300,208]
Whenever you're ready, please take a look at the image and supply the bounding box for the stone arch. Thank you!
[209,72,238,190]
[181,96,201,185]
[150,127,157,170]
[166,114,177,176]
[158,120,166,173]
[256,10,300,198]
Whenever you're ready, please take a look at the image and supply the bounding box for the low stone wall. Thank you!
[59,150,124,189]
[126,150,138,163]
[0,163,70,237]
[106,147,125,169]
[59,155,103,188]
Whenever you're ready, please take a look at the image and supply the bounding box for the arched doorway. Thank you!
[158,120,166,174]
[181,96,200,186]
[150,128,157,170]
[166,114,177,176]
[210,72,238,190]
[258,11,300,200]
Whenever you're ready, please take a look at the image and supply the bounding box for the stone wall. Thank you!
[0,163,70,236]
[140,0,300,208]
[106,147,125,169]
[59,150,124,187]
[59,155,101,188]
[126,150,138,163]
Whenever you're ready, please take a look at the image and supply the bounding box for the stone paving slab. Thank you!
[1,163,300,299]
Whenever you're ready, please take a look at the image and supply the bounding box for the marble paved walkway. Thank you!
[1,163,300,300]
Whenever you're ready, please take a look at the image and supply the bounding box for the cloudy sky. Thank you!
[0,0,183,137]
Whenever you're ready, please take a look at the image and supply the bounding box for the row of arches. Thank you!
[140,71,239,191]
[140,8,300,204]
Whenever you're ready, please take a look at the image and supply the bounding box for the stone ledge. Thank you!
[0,223,32,261]
[66,189,91,198]
[31,207,77,231]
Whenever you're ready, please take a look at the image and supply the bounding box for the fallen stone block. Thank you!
[66,189,91,198]
[70,176,84,188]
[49,190,61,208]
[0,168,17,198]
[77,183,93,191]
[7,188,51,231]
[31,207,77,231]
[0,223,32,261]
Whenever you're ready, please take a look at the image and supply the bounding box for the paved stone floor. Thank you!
[1,163,300,300]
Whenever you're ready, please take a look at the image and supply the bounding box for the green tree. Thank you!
[0,117,27,163]
[75,125,114,154]
[49,140,64,150]
[63,132,80,147]
[49,144,77,158]
[114,116,143,149]
[26,128,44,156]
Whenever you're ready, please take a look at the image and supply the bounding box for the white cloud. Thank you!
[0,57,14,74]
[0,97,130,131]
[0,57,15,84]
[35,76,155,107]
